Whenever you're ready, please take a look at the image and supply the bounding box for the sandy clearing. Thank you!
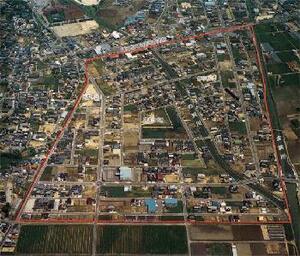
[52,20,99,37]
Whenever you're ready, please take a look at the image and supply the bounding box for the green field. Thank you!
[142,128,170,138]
[124,104,138,112]
[229,121,247,135]
[96,225,188,254]
[182,158,205,168]
[165,106,185,132]
[40,166,53,180]
[0,151,23,172]
[101,185,153,197]
[277,51,299,63]
[182,153,197,160]
[208,243,233,256]
[267,63,291,74]
[16,225,93,254]
[182,167,225,181]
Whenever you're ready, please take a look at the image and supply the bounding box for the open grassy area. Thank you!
[101,186,152,197]
[182,153,197,160]
[79,148,99,157]
[93,59,104,73]
[165,106,185,132]
[165,200,184,213]
[277,51,299,63]
[267,63,292,74]
[124,104,138,112]
[229,121,247,135]
[96,225,188,254]
[255,23,285,34]
[182,167,224,180]
[40,166,53,180]
[182,158,205,168]
[142,128,170,138]
[97,81,116,96]
[208,243,233,256]
[245,0,255,21]
[0,151,23,172]
[16,225,93,254]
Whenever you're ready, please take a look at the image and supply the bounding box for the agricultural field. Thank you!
[191,243,233,256]
[43,0,85,24]
[16,225,93,254]
[191,241,288,256]
[189,225,264,241]
[96,225,188,254]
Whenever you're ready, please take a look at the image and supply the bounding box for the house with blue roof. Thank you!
[164,198,178,208]
[145,198,157,213]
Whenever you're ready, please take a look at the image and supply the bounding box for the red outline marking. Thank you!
[250,25,292,223]
[15,23,292,225]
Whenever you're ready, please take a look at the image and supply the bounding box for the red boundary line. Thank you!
[15,23,291,225]
[249,26,292,223]
[18,218,290,225]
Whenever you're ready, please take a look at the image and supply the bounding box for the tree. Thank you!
[1,203,11,218]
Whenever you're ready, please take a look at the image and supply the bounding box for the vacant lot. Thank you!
[16,225,93,254]
[96,225,188,254]
[52,20,99,37]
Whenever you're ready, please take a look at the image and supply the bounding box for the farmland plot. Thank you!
[96,225,188,254]
[16,225,93,254]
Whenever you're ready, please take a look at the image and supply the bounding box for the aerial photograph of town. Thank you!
[0,0,299,255]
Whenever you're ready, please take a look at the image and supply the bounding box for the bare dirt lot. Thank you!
[124,130,139,151]
[232,225,263,241]
[189,225,234,241]
[52,20,99,37]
